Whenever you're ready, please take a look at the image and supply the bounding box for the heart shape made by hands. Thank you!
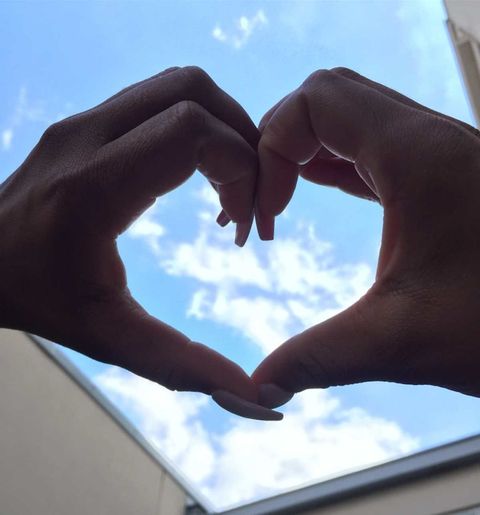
[2,67,480,424]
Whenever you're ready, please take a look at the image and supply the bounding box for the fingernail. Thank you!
[212,390,283,421]
[235,218,253,247]
[256,211,275,241]
[258,384,294,409]
[216,210,230,227]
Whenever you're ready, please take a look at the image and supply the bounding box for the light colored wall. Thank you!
[0,329,188,515]
[302,463,480,515]
[445,1,480,43]
[445,0,480,126]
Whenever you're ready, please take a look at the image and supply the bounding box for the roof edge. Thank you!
[27,333,213,514]
[219,433,480,514]
[27,334,480,515]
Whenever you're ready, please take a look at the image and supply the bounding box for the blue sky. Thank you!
[2,0,480,509]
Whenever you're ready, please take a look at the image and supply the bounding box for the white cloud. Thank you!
[119,185,417,509]
[1,129,13,151]
[0,86,62,152]
[128,203,166,254]
[12,86,47,125]
[207,389,418,508]
[95,367,215,482]
[95,367,419,510]
[164,233,271,289]
[181,233,371,354]
[212,10,268,49]
[212,26,227,43]
[131,185,373,354]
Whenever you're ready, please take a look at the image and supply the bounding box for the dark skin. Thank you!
[0,66,265,413]
[252,67,480,401]
[1,66,479,420]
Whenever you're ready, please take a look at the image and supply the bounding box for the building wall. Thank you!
[445,0,480,126]
[301,463,480,515]
[0,329,188,515]
[445,0,480,43]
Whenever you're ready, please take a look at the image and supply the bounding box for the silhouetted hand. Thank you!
[0,66,282,419]
[253,67,480,402]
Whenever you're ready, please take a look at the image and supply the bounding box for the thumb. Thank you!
[74,294,283,419]
[252,294,407,403]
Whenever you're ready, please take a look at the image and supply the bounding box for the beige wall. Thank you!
[0,329,188,515]
[445,1,480,43]
[445,0,480,126]
[302,463,480,515]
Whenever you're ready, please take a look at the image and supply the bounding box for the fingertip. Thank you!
[216,209,231,227]
[234,213,254,247]
[258,383,294,409]
[255,210,275,241]
[235,222,249,247]
[212,390,283,421]
[167,339,259,402]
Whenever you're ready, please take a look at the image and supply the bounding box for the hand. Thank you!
[0,66,281,420]
[252,67,480,402]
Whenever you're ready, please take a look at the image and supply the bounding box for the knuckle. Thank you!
[161,65,181,75]
[40,114,94,147]
[40,120,70,144]
[300,69,345,110]
[302,68,337,91]
[330,66,358,79]
[174,100,207,134]
[180,65,214,92]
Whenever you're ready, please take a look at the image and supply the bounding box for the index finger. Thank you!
[255,68,410,238]
[95,66,260,150]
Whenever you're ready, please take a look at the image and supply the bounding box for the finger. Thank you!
[94,66,260,150]
[96,67,181,108]
[300,151,379,201]
[212,390,282,421]
[258,92,291,132]
[256,68,414,232]
[259,93,378,205]
[210,184,232,228]
[251,294,403,396]
[93,101,257,236]
[82,295,281,421]
[209,181,249,244]
[216,209,231,227]
[62,68,181,129]
[330,67,480,139]
[261,67,477,208]
[209,182,231,226]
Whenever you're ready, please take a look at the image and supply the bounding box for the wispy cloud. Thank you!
[212,10,268,50]
[1,87,75,152]
[128,204,165,254]
[1,129,13,151]
[1,87,47,152]
[96,367,418,510]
